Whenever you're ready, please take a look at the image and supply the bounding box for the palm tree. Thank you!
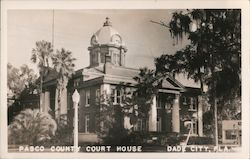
[31,40,53,110]
[8,109,57,145]
[51,48,76,120]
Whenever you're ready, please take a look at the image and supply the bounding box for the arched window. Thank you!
[111,34,122,45]
[112,52,120,66]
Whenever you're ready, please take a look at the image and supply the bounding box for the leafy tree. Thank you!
[95,93,129,145]
[8,109,57,145]
[153,9,241,145]
[7,64,39,124]
[7,63,38,100]
[155,9,240,98]
[7,63,23,99]
[51,48,76,119]
[133,68,159,118]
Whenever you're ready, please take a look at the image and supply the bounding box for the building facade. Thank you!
[221,120,241,145]
[41,18,203,143]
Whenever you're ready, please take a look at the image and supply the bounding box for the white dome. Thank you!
[90,17,124,46]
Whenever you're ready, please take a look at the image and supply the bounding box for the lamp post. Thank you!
[72,89,80,153]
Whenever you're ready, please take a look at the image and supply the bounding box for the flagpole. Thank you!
[52,9,55,48]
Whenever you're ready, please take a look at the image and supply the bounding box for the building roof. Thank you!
[43,64,200,94]
[79,64,185,91]
[81,64,139,83]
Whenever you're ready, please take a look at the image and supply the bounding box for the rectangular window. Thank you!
[134,119,143,131]
[74,79,80,87]
[192,120,197,134]
[93,53,98,64]
[111,88,122,104]
[101,53,105,63]
[111,89,115,103]
[183,96,187,105]
[157,97,161,109]
[116,53,120,65]
[157,117,162,132]
[85,115,90,133]
[225,130,237,140]
[117,89,121,103]
[96,89,100,101]
[186,97,191,105]
[85,89,90,107]
[111,52,120,66]
[114,53,117,65]
[189,97,197,111]
[111,51,115,64]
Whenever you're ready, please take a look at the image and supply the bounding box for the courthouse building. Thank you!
[41,18,204,143]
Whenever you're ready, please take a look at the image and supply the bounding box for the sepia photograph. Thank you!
[1,0,249,159]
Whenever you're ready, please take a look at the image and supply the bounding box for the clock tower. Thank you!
[88,17,127,68]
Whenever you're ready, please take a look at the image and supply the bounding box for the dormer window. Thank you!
[90,35,98,46]
[111,34,122,45]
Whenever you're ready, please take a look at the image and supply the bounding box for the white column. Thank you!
[172,94,180,133]
[100,84,111,104]
[148,95,157,132]
[60,88,68,115]
[55,88,59,119]
[44,91,50,113]
[101,84,111,95]
[124,116,133,130]
[198,96,203,136]
[40,92,45,112]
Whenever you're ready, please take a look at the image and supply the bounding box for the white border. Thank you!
[1,1,249,159]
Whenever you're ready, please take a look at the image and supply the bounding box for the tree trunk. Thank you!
[57,87,61,121]
[39,72,43,112]
[56,81,67,122]
[198,68,204,93]
[214,96,218,147]
[211,58,218,147]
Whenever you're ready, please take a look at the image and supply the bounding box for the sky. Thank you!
[7,9,198,87]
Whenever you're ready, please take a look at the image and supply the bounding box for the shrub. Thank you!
[8,109,57,145]
[48,114,73,146]
[187,136,213,145]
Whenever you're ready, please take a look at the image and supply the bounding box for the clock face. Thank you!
[111,34,122,45]
[91,35,98,45]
